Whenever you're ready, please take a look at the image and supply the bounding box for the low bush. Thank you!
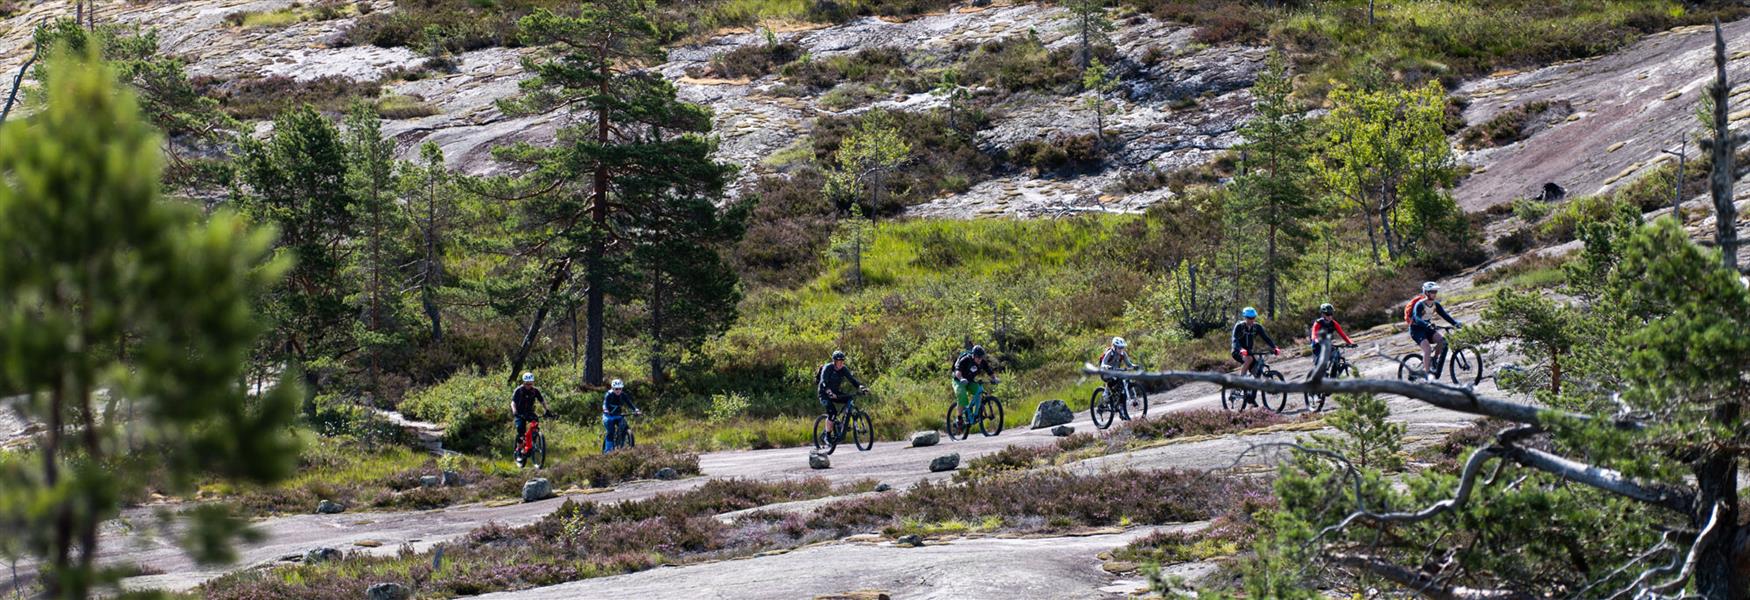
[1007,133,1105,174]
[1456,100,1572,150]
[732,168,836,286]
[957,36,1102,95]
[780,47,922,93]
[818,82,885,110]
[375,94,440,119]
[197,75,382,120]
[811,109,993,213]
[708,41,804,79]
[1119,407,1305,442]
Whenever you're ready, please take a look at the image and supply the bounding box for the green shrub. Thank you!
[780,47,921,92]
[197,75,382,120]
[1007,134,1105,173]
[708,41,804,79]
[818,82,885,110]
[1456,100,1571,149]
[811,109,993,213]
[375,94,439,119]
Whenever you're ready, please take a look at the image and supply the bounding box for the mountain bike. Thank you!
[1303,343,1359,413]
[1223,352,1288,413]
[813,391,875,454]
[1398,325,1483,386]
[517,413,548,469]
[1091,373,1149,429]
[946,380,1005,440]
[603,411,639,454]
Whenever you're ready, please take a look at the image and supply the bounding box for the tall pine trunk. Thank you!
[649,269,665,387]
[422,163,444,342]
[585,70,610,388]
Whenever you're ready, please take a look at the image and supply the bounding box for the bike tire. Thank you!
[1262,371,1289,413]
[852,410,874,452]
[813,414,838,454]
[945,402,970,441]
[1128,383,1149,420]
[1302,368,1326,413]
[981,397,1005,437]
[1449,347,1484,386]
[532,432,546,469]
[1398,354,1426,382]
[1221,386,1237,411]
[1090,388,1116,430]
[623,427,635,449]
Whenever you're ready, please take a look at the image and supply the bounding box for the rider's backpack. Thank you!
[1403,294,1426,326]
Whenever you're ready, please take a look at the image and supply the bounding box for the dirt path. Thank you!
[470,526,1196,600]
[97,290,1497,594]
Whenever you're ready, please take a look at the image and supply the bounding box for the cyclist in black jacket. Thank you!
[603,378,639,452]
[1230,307,1280,377]
[511,372,549,463]
[817,351,867,422]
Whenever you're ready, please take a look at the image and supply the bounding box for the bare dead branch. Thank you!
[1084,364,1643,431]
[1329,552,1535,600]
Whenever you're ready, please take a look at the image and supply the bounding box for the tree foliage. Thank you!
[0,48,298,598]
[1311,81,1462,264]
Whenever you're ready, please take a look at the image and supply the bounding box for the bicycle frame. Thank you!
[519,419,541,454]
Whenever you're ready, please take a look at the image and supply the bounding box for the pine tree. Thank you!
[826,110,911,218]
[1231,52,1314,319]
[1081,58,1117,147]
[1062,0,1114,70]
[0,48,299,599]
[343,104,413,397]
[410,142,452,343]
[235,106,357,381]
[494,0,736,386]
[1310,82,1459,264]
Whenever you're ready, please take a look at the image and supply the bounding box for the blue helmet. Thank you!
[1241,307,1258,319]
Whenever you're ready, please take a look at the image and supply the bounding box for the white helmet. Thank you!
[610,379,625,390]
[521,372,535,383]
[1422,281,1440,293]
[1111,336,1127,349]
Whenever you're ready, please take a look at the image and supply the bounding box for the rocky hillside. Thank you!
[6,1,1749,217]
[3,0,1263,217]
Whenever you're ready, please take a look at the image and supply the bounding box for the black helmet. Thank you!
[832,350,846,361]
[971,345,987,358]
[1319,303,1334,315]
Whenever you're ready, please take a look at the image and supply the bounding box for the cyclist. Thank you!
[816,350,868,424]
[602,378,639,452]
[953,345,997,423]
[1231,307,1280,377]
[1308,303,1355,366]
[1406,282,1463,381]
[1098,336,1138,398]
[511,372,549,465]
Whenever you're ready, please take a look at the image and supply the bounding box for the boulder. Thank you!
[896,534,923,547]
[1051,425,1076,437]
[928,453,960,472]
[441,470,463,486]
[653,467,680,480]
[1029,399,1074,429]
[366,582,411,600]
[809,452,832,469]
[419,475,440,488]
[521,478,555,503]
[302,547,342,564]
[909,431,939,447]
[316,499,345,514]
[874,482,891,492]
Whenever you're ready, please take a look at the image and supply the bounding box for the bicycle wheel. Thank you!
[1090,388,1117,430]
[813,414,838,454]
[623,427,635,449]
[532,432,546,469]
[1398,354,1426,382]
[1302,368,1327,413]
[1261,371,1289,413]
[1221,386,1237,411]
[981,397,1005,436]
[945,402,970,441]
[852,410,874,452]
[1449,347,1484,386]
[1127,383,1149,420]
